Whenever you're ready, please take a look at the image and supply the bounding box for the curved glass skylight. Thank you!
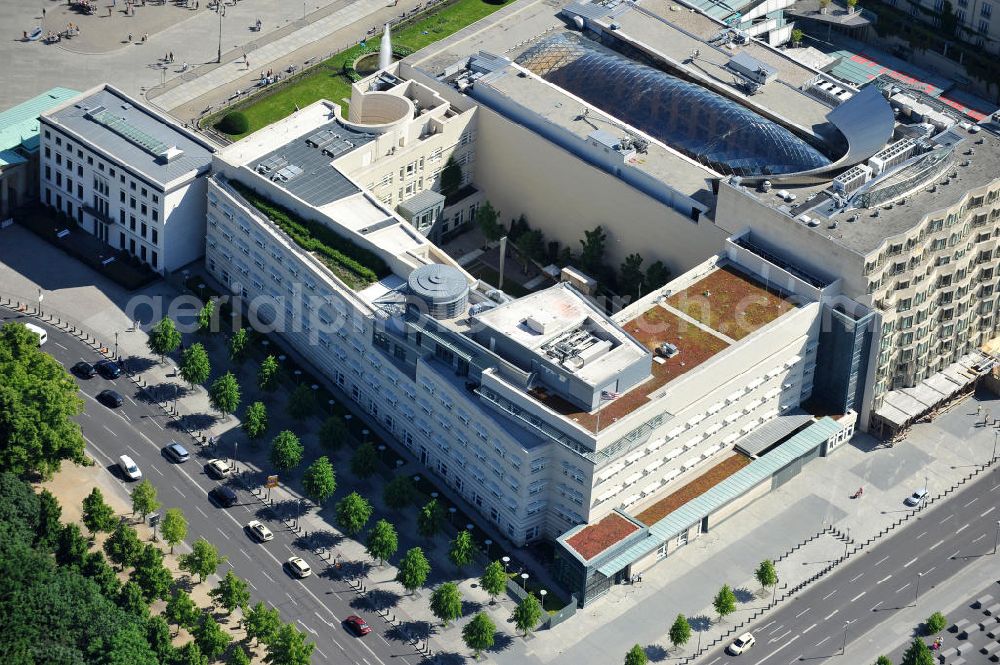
[516,34,831,176]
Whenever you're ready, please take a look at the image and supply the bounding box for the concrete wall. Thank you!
[162,178,207,272]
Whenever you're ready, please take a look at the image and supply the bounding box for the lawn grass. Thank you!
[215,0,508,139]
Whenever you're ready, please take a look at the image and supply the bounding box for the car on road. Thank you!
[94,359,122,379]
[904,488,928,506]
[97,389,124,408]
[344,615,372,636]
[23,322,47,345]
[246,520,273,542]
[164,442,190,463]
[118,454,142,481]
[209,485,238,507]
[727,632,755,655]
[72,361,97,378]
[286,556,312,578]
[205,458,231,479]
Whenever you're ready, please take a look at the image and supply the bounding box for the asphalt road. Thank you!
[2,310,425,665]
[699,461,1000,664]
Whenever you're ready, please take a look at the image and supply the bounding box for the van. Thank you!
[23,322,47,345]
[118,454,142,481]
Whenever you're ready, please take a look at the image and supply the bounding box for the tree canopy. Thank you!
[713,584,737,620]
[130,542,173,602]
[209,569,251,614]
[430,582,462,626]
[180,342,211,387]
[166,589,201,634]
[318,415,348,450]
[480,560,507,604]
[147,317,181,361]
[302,455,336,505]
[270,430,304,471]
[193,614,231,661]
[131,479,160,520]
[104,521,143,571]
[461,612,496,657]
[396,547,431,594]
[179,537,227,583]
[448,530,475,570]
[755,559,778,591]
[257,355,280,392]
[243,401,269,441]
[513,592,543,636]
[624,644,649,665]
[286,383,316,420]
[336,491,373,537]
[264,622,314,665]
[0,322,86,477]
[383,474,416,510]
[244,601,281,646]
[229,328,249,364]
[900,637,934,665]
[366,518,399,565]
[161,507,188,553]
[349,441,378,478]
[669,614,691,649]
[417,499,444,539]
[208,372,241,418]
[82,486,117,534]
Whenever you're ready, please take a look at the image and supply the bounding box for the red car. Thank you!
[344,615,372,636]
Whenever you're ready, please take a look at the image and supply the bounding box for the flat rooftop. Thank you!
[737,124,1000,255]
[42,84,213,187]
[564,511,641,561]
[634,453,750,525]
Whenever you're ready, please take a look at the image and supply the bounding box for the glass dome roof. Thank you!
[516,34,831,176]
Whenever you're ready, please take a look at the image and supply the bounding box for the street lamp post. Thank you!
[992,431,998,463]
[233,441,238,474]
[216,4,225,64]
[841,620,851,655]
[914,572,923,606]
[502,556,510,573]
[993,520,1000,555]
[173,383,178,414]
[114,331,119,360]
[520,573,529,590]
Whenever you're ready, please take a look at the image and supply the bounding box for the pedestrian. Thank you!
[169,50,173,62]
[42,7,46,17]
[978,405,983,415]
[127,32,132,42]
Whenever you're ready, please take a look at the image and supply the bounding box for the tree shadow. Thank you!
[137,381,191,405]
[344,559,374,579]
[126,355,159,374]
[305,529,344,551]
[269,498,300,521]
[734,587,755,604]
[645,644,669,662]
[388,619,435,642]
[362,588,402,612]
[418,653,464,665]
[166,412,217,432]
[461,599,484,617]
[690,615,713,632]
[486,631,514,653]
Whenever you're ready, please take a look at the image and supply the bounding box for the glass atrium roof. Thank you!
[516,34,831,176]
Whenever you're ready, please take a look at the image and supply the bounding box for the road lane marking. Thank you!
[850,591,866,602]
[822,590,837,600]
[125,395,137,407]
[948,550,960,559]
[871,601,883,611]
[768,624,786,635]
[151,466,164,476]
[260,570,275,584]
[896,583,911,593]
[247,580,257,590]
[903,557,918,568]
[956,523,970,535]
[54,342,68,350]
[815,636,830,647]
[195,506,208,518]
[877,575,892,584]
[172,485,185,498]
[795,608,811,619]
[973,534,987,543]
[929,540,944,551]
[103,425,115,436]
[982,506,997,518]
[240,548,252,560]
[874,555,890,566]
[916,531,927,539]
[922,566,936,576]
[770,630,791,643]
[965,497,979,507]
[991,483,1000,492]
[216,527,229,540]
[286,592,299,606]
[850,573,864,582]
[802,623,817,634]
[759,621,776,631]
[753,635,798,665]
[296,619,316,634]
[823,610,838,621]
[314,648,328,660]
[940,514,954,524]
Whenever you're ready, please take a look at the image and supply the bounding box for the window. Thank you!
[151,229,158,244]
[130,215,136,231]
[130,197,136,210]
[982,1,992,16]
[980,18,990,31]
[141,223,147,239]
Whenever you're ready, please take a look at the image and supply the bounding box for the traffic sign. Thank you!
[266,474,279,488]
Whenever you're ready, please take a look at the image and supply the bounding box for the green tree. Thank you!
[264,623,315,665]
[131,542,173,601]
[318,415,348,450]
[430,582,463,626]
[755,559,778,593]
[286,383,316,420]
[579,225,608,276]
[56,521,89,569]
[713,584,737,621]
[36,489,62,551]
[257,355,280,392]
[105,624,158,665]
[875,657,894,665]
[174,641,209,665]
[0,322,87,476]
[383,475,416,510]
[448,530,475,570]
[461,612,496,657]
[131,479,160,520]
[619,253,645,299]
[180,342,211,388]
[117,580,149,620]
[105,521,143,571]
[197,300,215,334]
[925,611,947,634]
[336,491,373,537]
[165,589,201,634]
[229,328,249,364]
[82,486,117,534]
[194,614,231,661]
[476,201,504,242]
[480,560,507,605]
[228,645,252,665]
[209,372,241,418]
[791,27,804,44]
[645,260,671,290]
[146,615,175,664]
[303,455,337,505]
[147,317,182,362]
[513,592,543,637]
[270,430,304,471]
[244,601,281,646]
[440,155,462,199]
[900,637,934,665]
[179,537,227,583]
[669,614,692,649]
[350,441,378,478]
[417,499,444,539]
[210,569,251,614]
[624,644,649,665]
[396,547,431,595]
[243,401,269,441]
[516,228,546,263]
[366,518,399,565]
[161,507,188,554]
[82,550,121,597]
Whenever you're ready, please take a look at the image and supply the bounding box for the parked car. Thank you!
[344,615,372,636]
[118,454,142,481]
[904,488,928,507]
[286,556,312,578]
[94,359,122,379]
[205,458,231,479]
[209,485,238,507]
[164,442,190,463]
[246,520,273,542]
[72,361,97,378]
[727,632,755,655]
[98,389,124,408]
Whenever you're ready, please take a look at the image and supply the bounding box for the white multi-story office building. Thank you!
[38,84,214,273]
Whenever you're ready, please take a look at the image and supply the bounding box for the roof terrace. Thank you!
[564,511,642,561]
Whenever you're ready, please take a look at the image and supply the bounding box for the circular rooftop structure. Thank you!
[407,264,469,319]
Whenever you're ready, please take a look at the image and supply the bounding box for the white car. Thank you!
[206,458,231,479]
[118,454,142,481]
[727,632,756,655]
[287,556,312,578]
[904,488,928,507]
[247,520,273,542]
